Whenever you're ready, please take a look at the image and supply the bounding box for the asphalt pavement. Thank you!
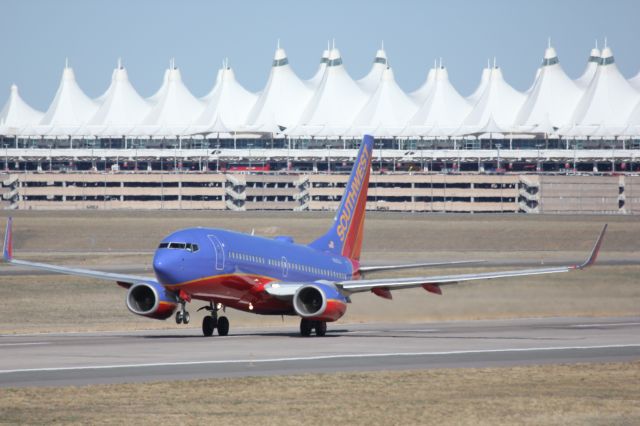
[1,316,638,387]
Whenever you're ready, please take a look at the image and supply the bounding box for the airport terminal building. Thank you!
[1,42,639,213]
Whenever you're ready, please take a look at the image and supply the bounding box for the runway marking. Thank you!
[343,329,438,335]
[1,344,638,375]
[567,322,640,328]
[0,342,50,347]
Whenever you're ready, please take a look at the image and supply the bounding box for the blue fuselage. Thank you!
[152,227,355,313]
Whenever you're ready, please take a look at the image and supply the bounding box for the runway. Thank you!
[1,316,638,388]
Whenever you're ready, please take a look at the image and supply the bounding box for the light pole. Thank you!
[536,143,543,173]
[611,140,616,173]
[173,144,178,173]
[247,142,253,168]
[495,143,502,171]
[326,144,331,173]
[48,144,52,172]
[377,142,383,173]
[216,143,221,172]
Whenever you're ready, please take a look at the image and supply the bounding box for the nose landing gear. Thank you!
[175,301,190,324]
[198,302,229,337]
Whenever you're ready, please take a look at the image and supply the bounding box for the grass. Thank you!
[1,362,639,425]
[0,211,638,334]
[1,265,638,334]
[2,210,639,253]
[0,212,638,424]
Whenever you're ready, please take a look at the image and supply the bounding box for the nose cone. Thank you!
[153,250,182,285]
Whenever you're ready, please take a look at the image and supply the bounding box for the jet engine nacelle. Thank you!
[293,283,347,322]
[126,282,179,320]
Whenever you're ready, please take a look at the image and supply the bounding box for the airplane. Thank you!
[2,135,607,337]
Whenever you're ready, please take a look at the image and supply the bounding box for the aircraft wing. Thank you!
[338,224,607,295]
[358,260,485,274]
[263,282,307,299]
[3,217,155,286]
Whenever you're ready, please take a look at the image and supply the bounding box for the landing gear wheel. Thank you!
[315,321,327,337]
[202,316,215,337]
[175,311,184,324]
[300,319,313,337]
[217,316,230,336]
[183,311,190,325]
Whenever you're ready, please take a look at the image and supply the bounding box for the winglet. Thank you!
[3,217,13,262]
[574,224,607,270]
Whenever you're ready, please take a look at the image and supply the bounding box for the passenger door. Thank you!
[208,235,225,271]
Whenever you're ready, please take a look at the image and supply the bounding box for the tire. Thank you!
[202,316,215,337]
[315,321,327,337]
[300,319,312,337]
[217,316,230,336]
[175,311,183,324]
[183,312,190,324]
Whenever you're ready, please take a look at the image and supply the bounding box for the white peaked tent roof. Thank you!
[94,68,116,104]
[147,69,169,105]
[40,63,98,126]
[516,46,582,127]
[246,46,312,129]
[195,63,257,129]
[356,45,388,93]
[463,64,525,130]
[305,48,330,90]
[200,69,223,102]
[467,63,491,105]
[572,47,640,127]
[575,47,601,89]
[524,68,541,95]
[628,100,640,126]
[353,67,418,129]
[299,48,368,127]
[629,70,640,91]
[475,115,507,138]
[530,113,557,135]
[142,62,204,127]
[0,84,44,128]
[588,123,618,138]
[557,124,592,138]
[88,60,151,126]
[410,64,436,103]
[204,115,232,135]
[408,64,470,128]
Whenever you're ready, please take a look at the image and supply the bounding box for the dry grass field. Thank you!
[1,362,639,425]
[0,211,638,333]
[1,211,638,425]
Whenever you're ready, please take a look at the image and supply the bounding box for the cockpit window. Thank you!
[158,242,199,252]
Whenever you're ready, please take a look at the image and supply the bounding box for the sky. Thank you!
[2,0,639,111]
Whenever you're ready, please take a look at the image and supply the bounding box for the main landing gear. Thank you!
[198,302,229,337]
[300,318,327,337]
[175,301,190,324]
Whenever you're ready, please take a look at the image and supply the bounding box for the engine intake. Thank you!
[293,284,347,322]
[126,282,178,320]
